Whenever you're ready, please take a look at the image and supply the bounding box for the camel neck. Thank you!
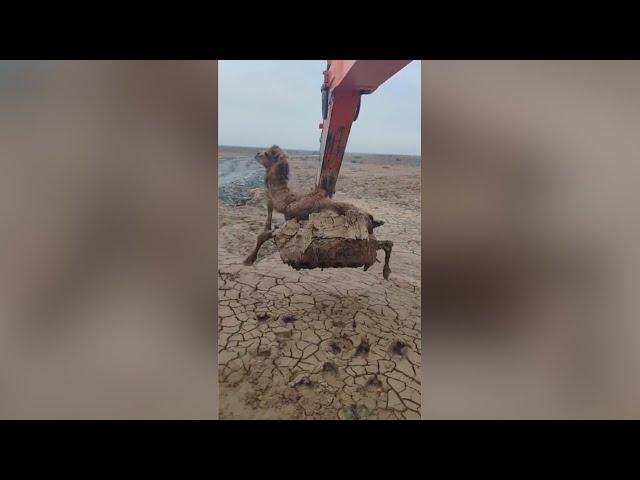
[266,175,289,193]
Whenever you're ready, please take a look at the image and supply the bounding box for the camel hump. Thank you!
[267,145,289,162]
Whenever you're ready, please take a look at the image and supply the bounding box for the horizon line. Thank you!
[218,144,421,157]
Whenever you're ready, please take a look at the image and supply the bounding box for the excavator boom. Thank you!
[317,60,412,196]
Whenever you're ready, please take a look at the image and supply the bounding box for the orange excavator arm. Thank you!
[316,60,412,197]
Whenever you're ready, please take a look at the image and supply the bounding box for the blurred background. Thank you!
[0,61,218,418]
[422,61,640,418]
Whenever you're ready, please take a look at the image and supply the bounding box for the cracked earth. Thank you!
[218,155,421,419]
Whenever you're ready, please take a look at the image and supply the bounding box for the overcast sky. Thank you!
[219,60,420,155]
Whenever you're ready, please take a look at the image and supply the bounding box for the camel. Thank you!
[243,145,392,279]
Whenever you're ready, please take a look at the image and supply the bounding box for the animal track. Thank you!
[354,338,370,357]
[390,339,408,356]
[322,361,338,374]
[281,314,298,324]
[366,375,383,389]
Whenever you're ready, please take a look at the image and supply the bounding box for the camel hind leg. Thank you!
[243,230,274,266]
[376,240,393,280]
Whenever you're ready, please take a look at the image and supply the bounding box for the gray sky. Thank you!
[219,60,420,155]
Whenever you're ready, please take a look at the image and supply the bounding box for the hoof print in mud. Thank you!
[365,375,383,390]
[389,340,408,356]
[322,361,338,374]
[328,341,342,354]
[281,314,297,324]
[354,338,370,357]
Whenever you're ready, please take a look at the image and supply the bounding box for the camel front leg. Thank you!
[264,204,273,231]
[243,230,274,266]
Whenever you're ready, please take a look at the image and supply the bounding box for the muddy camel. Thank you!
[243,145,393,278]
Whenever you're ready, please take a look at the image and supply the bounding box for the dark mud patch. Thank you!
[389,339,408,356]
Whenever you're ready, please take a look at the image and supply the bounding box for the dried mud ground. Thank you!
[218,155,421,419]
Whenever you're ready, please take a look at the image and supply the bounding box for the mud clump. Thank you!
[272,211,393,280]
